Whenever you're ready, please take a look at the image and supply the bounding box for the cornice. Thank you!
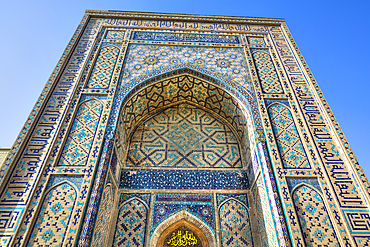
[85,9,285,25]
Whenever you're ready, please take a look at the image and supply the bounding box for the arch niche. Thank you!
[152,211,215,247]
[114,68,257,170]
[111,68,264,246]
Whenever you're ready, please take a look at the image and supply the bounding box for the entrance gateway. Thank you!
[0,10,369,247]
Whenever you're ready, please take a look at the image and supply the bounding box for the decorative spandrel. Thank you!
[163,226,203,247]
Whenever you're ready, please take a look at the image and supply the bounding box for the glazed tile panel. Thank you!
[127,104,242,168]
[2,11,369,247]
[151,194,215,236]
[27,182,77,246]
[86,44,120,89]
[113,198,148,247]
[119,169,249,190]
[116,74,250,163]
[0,17,102,246]
[219,199,253,247]
[293,185,340,246]
[57,99,103,166]
[251,50,283,94]
[268,104,310,169]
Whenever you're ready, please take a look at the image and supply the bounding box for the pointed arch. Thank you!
[113,197,148,247]
[118,196,149,211]
[219,198,253,246]
[114,70,256,169]
[27,182,77,246]
[109,66,261,139]
[267,103,310,169]
[57,98,103,166]
[151,210,216,247]
[292,184,340,246]
[218,197,249,210]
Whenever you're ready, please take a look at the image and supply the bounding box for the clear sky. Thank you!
[0,1,369,175]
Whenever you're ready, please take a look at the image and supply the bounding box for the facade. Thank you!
[0,10,368,247]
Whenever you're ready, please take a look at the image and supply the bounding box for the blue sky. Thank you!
[0,1,369,175]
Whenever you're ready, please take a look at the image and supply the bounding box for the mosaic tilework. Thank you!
[27,182,77,246]
[127,104,242,168]
[251,50,284,94]
[91,184,114,247]
[247,37,266,46]
[104,15,276,32]
[293,185,340,246]
[219,199,253,246]
[120,45,249,90]
[119,193,151,208]
[113,198,147,247]
[57,99,103,166]
[132,31,240,44]
[86,44,120,89]
[0,15,96,183]
[286,177,321,193]
[105,30,125,40]
[120,169,249,189]
[281,21,370,207]
[116,73,249,150]
[151,194,215,236]
[216,193,248,208]
[109,66,259,142]
[0,18,101,246]
[268,104,311,169]
[269,26,370,245]
[45,175,83,191]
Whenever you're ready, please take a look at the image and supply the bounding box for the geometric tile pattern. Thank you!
[127,104,242,168]
[27,182,77,246]
[119,193,151,208]
[86,45,120,89]
[252,50,283,94]
[151,194,215,236]
[91,184,114,247]
[132,31,240,44]
[216,193,249,208]
[268,104,311,169]
[46,175,83,191]
[293,185,339,247]
[247,37,266,46]
[105,31,125,40]
[219,199,253,246]
[119,169,249,190]
[120,45,250,93]
[286,177,321,193]
[57,99,103,166]
[113,198,147,247]
[117,73,249,147]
